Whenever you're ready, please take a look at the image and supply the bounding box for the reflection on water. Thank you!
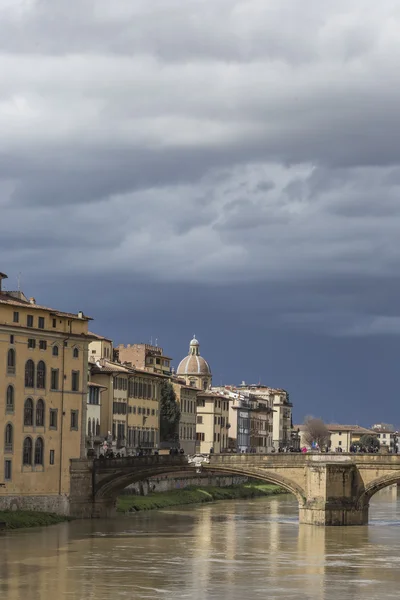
[1,487,400,600]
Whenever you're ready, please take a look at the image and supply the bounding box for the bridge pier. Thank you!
[300,457,368,526]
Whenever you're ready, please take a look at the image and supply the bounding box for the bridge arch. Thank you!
[94,461,306,507]
[357,473,400,508]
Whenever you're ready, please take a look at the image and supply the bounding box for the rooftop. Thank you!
[0,291,91,320]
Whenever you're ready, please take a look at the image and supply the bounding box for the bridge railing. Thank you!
[93,454,188,471]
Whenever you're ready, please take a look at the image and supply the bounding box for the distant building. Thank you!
[372,424,398,451]
[89,354,163,454]
[296,424,378,452]
[116,343,172,376]
[212,386,274,453]
[176,336,212,390]
[195,391,230,454]
[172,379,197,454]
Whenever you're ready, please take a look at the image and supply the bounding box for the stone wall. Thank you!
[122,473,249,496]
[0,494,69,515]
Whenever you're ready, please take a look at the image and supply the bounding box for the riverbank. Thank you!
[117,483,286,513]
[0,510,70,531]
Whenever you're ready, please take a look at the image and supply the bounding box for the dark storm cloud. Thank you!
[1,0,400,345]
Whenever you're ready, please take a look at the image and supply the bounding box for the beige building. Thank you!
[297,424,377,452]
[172,379,197,454]
[196,391,230,454]
[214,386,274,453]
[176,336,212,391]
[117,342,172,376]
[0,271,91,513]
[86,381,106,457]
[89,349,163,454]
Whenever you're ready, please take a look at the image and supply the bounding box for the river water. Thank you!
[1,487,400,600]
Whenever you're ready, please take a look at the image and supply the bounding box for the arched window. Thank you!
[88,418,92,436]
[96,419,100,436]
[34,437,44,465]
[5,423,13,452]
[73,347,79,359]
[24,398,34,426]
[6,385,14,412]
[7,348,16,374]
[52,345,59,357]
[25,360,34,388]
[36,361,46,389]
[23,437,32,465]
[36,399,45,426]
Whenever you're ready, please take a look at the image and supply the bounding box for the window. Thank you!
[197,416,203,424]
[6,385,14,413]
[151,409,155,416]
[196,432,205,442]
[34,437,44,465]
[73,347,79,359]
[49,450,55,465]
[36,361,46,389]
[25,360,34,387]
[70,410,79,430]
[27,315,34,328]
[88,418,92,436]
[36,399,45,426]
[96,420,100,436]
[156,358,161,365]
[28,338,36,349]
[52,318,57,328]
[23,437,32,465]
[39,340,47,350]
[13,311,19,323]
[52,345,59,357]
[9,334,14,344]
[49,409,58,429]
[71,371,80,391]
[5,423,13,453]
[338,440,342,446]
[38,317,45,329]
[51,369,59,390]
[24,398,34,426]
[7,348,16,375]
[4,459,12,480]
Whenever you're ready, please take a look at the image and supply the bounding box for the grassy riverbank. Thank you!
[0,510,70,531]
[117,483,286,513]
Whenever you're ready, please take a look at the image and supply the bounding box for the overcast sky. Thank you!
[1,0,400,426]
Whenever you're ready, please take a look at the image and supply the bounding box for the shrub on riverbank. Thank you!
[117,483,285,513]
[0,510,70,530]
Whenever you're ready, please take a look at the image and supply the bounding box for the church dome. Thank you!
[177,336,211,376]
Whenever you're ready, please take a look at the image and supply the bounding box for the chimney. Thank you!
[0,272,8,293]
[78,310,84,319]
[29,297,36,305]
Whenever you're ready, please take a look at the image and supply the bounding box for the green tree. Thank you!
[160,381,181,443]
[358,434,380,449]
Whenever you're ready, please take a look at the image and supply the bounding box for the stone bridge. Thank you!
[69,452,400,525]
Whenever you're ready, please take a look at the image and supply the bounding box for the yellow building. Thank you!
[0,271,91,513]
[172,379,197,454]
[89,349,163,454]
[196,391,230,454]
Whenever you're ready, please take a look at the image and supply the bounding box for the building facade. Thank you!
[89,354,163,455]
[117,343,172,376]
[176,337,212,390]
[0,271,91,513]
[214,386,274,453]
[172,379,197,454]
[195,391,230,454]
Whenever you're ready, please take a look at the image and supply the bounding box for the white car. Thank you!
[188,454,210,465]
